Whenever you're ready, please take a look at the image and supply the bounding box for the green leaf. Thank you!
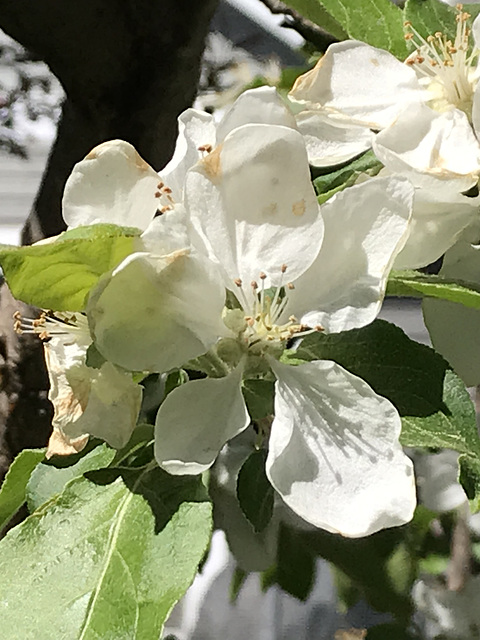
[459,454,480,512]
[111,423,155,468]
[242,378,275,421]
[0,467,212,639]
[262,524,315,601]
[26,442,116,512]
[300,525,413,617]
[85,343,106,368]
[164,369,189,397]
[0,449,45,533]
[280,0,348,40]
[237,449,274,533]
[286,0,407,57]
[293,319,480,458]
[230,566,248,602]
[388,270,480,310]
[313,150,383,204]
[404,0,480,44]
[0,224,140,311]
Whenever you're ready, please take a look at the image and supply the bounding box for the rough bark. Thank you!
[0,0,218,485]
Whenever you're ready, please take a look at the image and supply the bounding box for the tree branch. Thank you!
[257,0,337,51]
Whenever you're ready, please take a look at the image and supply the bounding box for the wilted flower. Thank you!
[14,311,142,454]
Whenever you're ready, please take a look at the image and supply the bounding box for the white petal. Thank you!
[373,104,480,188]
[63,140,161,230]
[289,41,425,129]
[472,80,480,141]
[154,363,250,474]
[139,204,190,255]
[296,110,373,166]
[393,181,478,270]
[267,359,416,537]
[87,250,226,372]
[71,361,142,448]
[44,338,142,449]
[286,176,413,332]
[423,237,480,386]
[474,13,480,48]
[216,86,297,142]
[186,123,324,294]
[160,109,216,202]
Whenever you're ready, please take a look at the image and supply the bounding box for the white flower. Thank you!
[60,139,227,373]
[288,40,426,165]
[287,8,480,269]
[289,7,480,165]
[153,122,416,537]
[14,311,142,453]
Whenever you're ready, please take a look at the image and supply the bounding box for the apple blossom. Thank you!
[153,122,417,538]
[60,139,228,373]
[289,6,480,166]
[14,310,142,454]
[286,8,480,271]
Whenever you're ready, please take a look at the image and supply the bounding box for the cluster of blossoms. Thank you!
[16,83,421,539]
[27,5,480,540]
[288,4,480,388]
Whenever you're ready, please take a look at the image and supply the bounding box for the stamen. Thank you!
[13,310,88,341]
[403,6,478,119]
[154,181,177,214]
[259,272,267,318]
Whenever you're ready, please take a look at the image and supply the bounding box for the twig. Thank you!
[257,0,338,51]
[446,503,472,592]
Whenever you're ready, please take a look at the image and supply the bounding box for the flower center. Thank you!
[224,265,322,356]
[404,5,478,120]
